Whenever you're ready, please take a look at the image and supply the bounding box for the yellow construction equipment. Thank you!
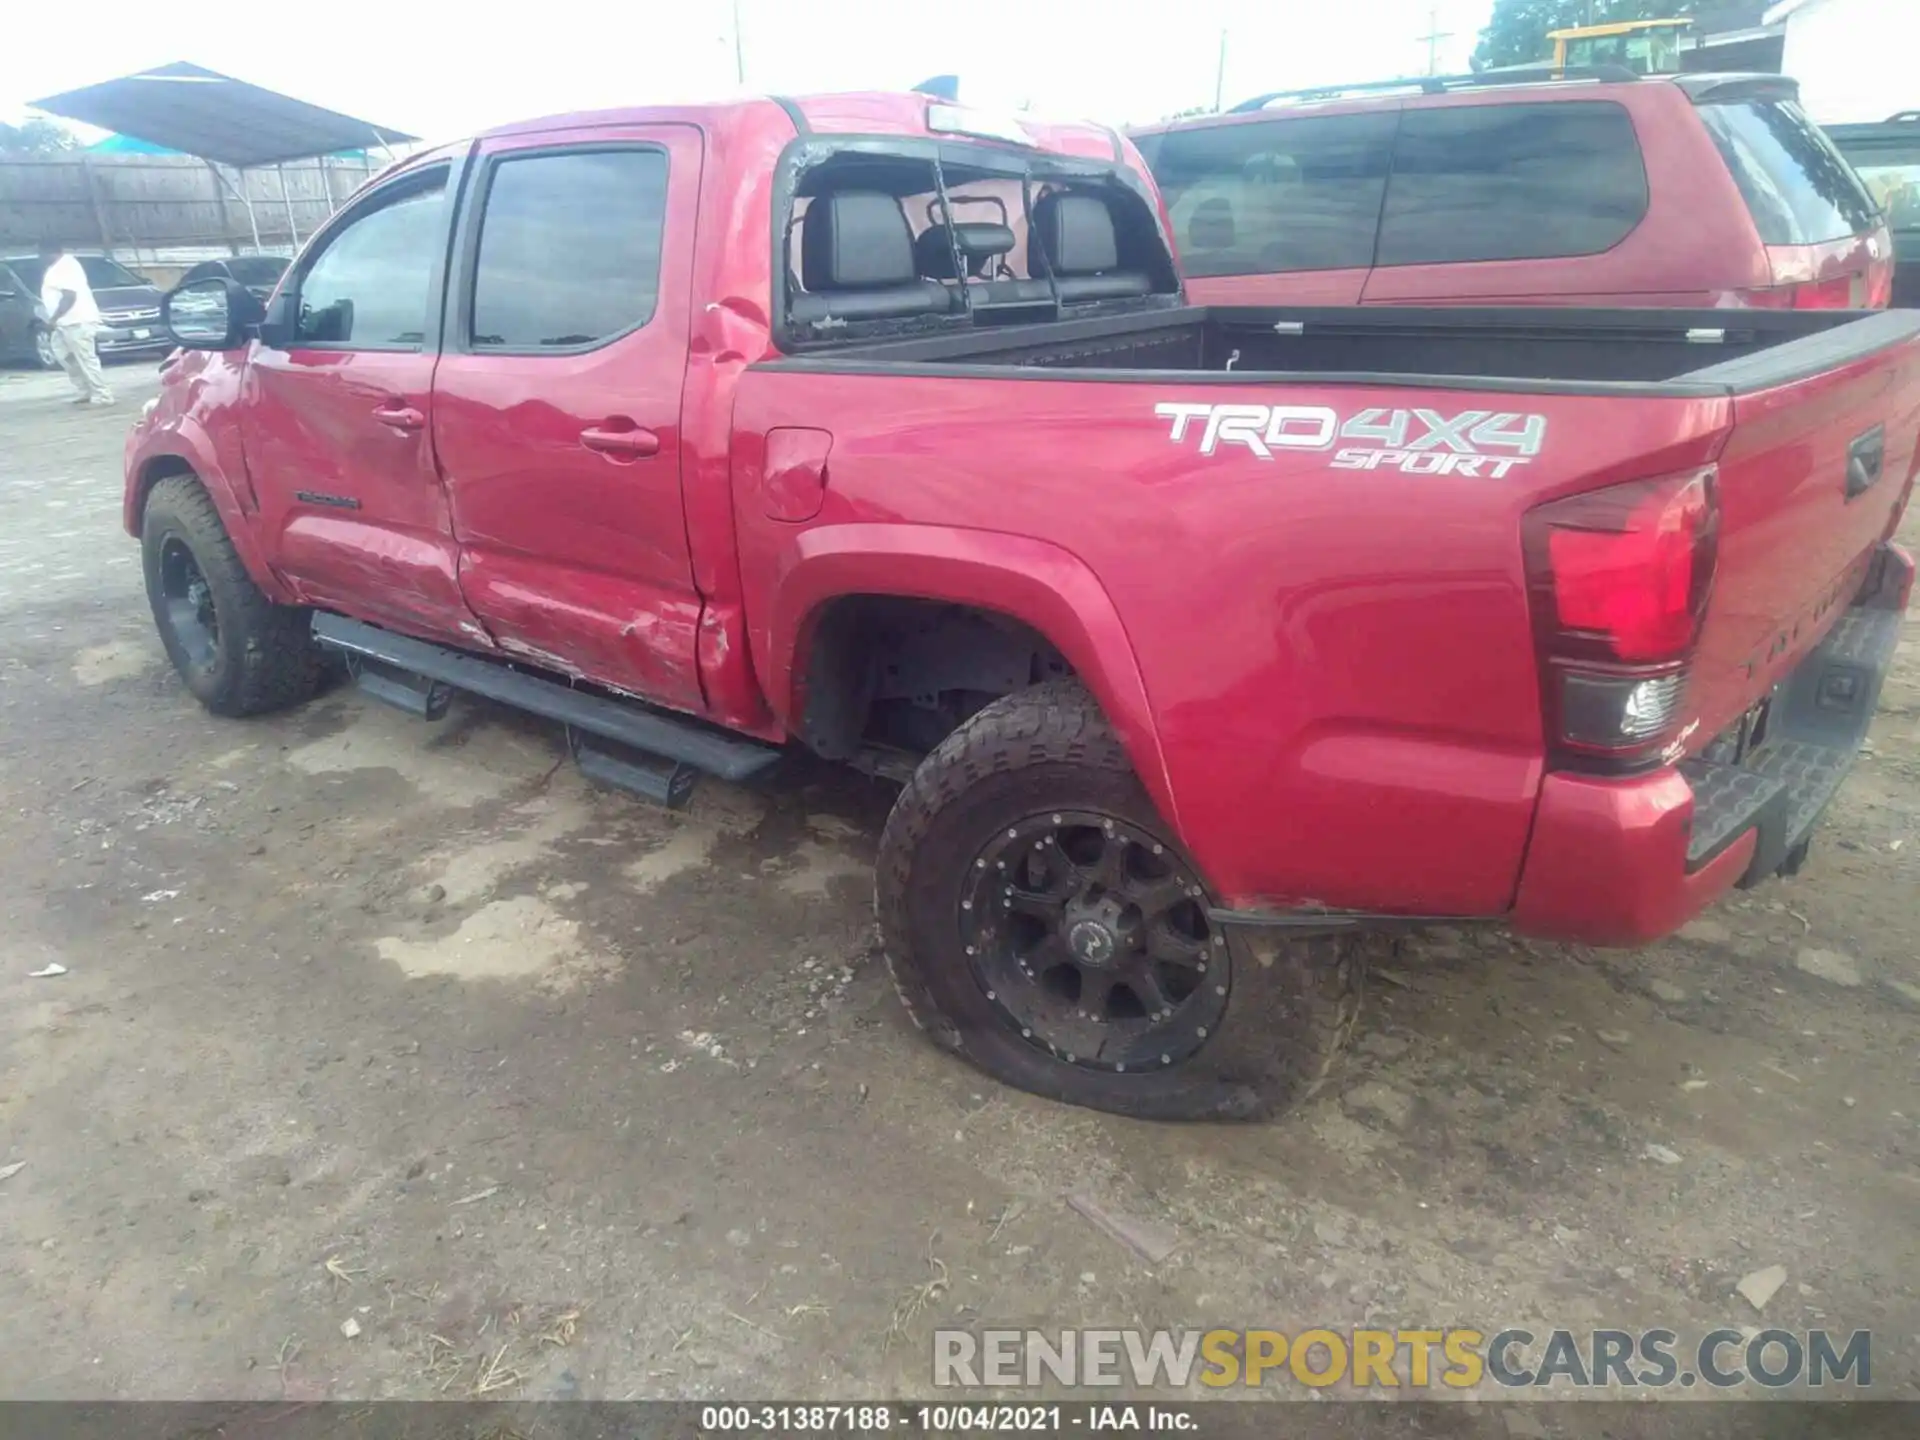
[1547,18,1693,74]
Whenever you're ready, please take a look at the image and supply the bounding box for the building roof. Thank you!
[30,62,417,168]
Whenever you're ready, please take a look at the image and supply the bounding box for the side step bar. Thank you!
[312,613,782,791]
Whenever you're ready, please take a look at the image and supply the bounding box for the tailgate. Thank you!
[1682,311,1920,752]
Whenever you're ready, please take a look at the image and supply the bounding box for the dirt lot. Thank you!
[1,362,1917,1418]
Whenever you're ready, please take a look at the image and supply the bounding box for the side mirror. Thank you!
[162,276,266,351]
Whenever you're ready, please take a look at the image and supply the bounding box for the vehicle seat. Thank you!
[914,221,1052,308]
[1030,193,1152,302]
[789,192,950,326]
[914,220,1017,280]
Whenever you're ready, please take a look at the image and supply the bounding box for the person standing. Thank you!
[37,245,113,406]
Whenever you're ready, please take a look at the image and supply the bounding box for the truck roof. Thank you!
[456,92,1126,164]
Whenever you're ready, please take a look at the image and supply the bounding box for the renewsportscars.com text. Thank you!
[933,1327,1871,1391]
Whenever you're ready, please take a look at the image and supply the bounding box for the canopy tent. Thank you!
[31,62,416,169]
[31,62,416,253]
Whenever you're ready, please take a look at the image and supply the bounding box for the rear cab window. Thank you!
[775,137,1181,349]
[1144,112,1397,276]
[1697,98,1881,244]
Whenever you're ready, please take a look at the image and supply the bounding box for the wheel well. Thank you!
[133,456,199,526]
[797,596,1074,764]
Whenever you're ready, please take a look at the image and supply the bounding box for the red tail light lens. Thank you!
[1866,228,1896,309]
[1532,470,1718,663]
[1788,275,1858,310]
[1730,232,1892,310]
[1524,469,1720,764]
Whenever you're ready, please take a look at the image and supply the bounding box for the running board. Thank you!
[570,730,698,810]
[311,613,782,785]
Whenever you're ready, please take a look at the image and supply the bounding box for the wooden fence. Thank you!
[0,153,381,273]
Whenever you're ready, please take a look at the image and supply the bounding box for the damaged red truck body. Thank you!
[126,92,1919,1121]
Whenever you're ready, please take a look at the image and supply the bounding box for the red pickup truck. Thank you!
[128,91,1918,1121]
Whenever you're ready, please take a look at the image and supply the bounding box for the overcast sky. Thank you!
[5,0,1492,142]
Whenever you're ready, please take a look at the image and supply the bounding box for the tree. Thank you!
[0,118,80,158]
[1472,0,1696,71]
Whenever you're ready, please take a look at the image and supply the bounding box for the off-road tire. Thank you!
[141,474,327,717]
[876,679,1372,1121]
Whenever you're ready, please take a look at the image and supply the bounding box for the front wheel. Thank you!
[141,474,327,717]
[33,327,57,370]
[876,680,1370,1121]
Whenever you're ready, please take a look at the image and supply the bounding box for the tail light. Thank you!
[1865,223,1897,308]
[1522,468,1719,767]
[1730,227,1894,310]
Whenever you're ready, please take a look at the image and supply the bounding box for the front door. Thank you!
[243,157,483,644]
[430,125,706,712]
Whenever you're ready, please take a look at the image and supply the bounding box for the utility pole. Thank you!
[1415,3,1453,76]
[732,0,746,85]
[1213,28,1228,110]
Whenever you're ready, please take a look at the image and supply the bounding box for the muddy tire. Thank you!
[141,474,326,717]
[877,679,1370,1121]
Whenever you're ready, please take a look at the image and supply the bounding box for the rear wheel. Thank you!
[877,680,1370,1121]
[141,474,327,717]
[33,327,57,370]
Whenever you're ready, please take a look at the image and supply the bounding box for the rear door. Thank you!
[1360,99,1658,304]
[432,125,706,712]
[1140,110,1397,305]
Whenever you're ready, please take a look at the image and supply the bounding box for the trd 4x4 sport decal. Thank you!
[1155,403,1547,476]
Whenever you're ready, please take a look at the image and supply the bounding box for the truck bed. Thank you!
[738,302,1920,925]
[764,305,1920,394]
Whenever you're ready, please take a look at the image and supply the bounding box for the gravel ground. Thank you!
[1,361,1917,1428]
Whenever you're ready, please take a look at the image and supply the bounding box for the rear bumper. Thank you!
[1511,541,1911,946]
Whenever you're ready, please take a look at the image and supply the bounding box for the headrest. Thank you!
[913,221,1018,279]
[1187,197,1235,252]
[802,192,917,291]
[1032,193,1119,276]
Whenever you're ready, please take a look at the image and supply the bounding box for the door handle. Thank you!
[1845,424,1885,499]
[374,402,425,433]
[580,423,660,459]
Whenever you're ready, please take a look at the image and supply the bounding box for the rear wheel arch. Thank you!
[767,529,1178,828]
[794,593,1075,761]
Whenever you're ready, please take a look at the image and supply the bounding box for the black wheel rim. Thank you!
[959,811,1230,1072]
[158,537,219,670]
